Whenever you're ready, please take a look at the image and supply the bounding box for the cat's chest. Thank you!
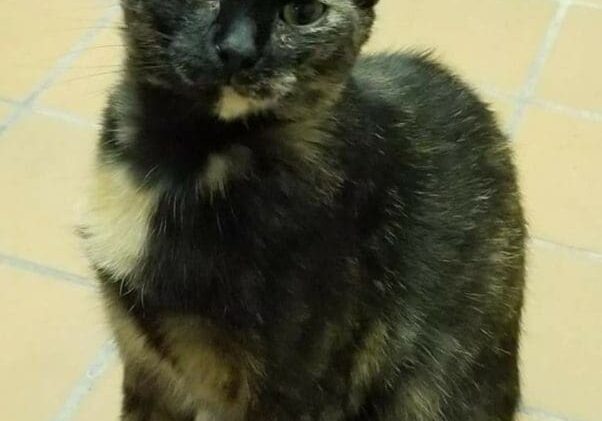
[84,135,254,273]
[81,155,327,287]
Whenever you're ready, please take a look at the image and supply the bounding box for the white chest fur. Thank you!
[81,146,252,280]
[81,162,160,280]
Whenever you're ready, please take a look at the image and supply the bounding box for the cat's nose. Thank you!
[215,18,258,75]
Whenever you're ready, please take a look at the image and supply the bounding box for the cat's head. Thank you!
[121,0,378,120]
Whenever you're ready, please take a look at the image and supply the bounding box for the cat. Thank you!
[80,0,526,420]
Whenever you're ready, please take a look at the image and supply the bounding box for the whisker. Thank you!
[82,44,126,51]
[57,25,125,32]
[56,70,126,85]
[69,64,124,70]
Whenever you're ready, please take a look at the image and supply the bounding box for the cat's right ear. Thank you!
[355,0,379,8]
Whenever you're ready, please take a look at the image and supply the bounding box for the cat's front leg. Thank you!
[121,389,179,420]
[121,364,196,421]
[121,396,178,421]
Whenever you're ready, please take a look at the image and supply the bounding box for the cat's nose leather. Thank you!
[216,18,258,75]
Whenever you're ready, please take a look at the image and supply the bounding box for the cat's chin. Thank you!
[212,72,298,121]
[214,86,277,121]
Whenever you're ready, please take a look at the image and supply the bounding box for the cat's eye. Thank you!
[206,0,220,11]
[281,1,327,26]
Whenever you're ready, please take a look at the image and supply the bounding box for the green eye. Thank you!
[281,1,327,26]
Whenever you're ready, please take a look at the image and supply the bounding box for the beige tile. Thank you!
[40,23,124,123]
[515,413,543,421]
[365,0,556,92]
[0,265,109,421]
[0,102,12,121]
[521,243,602,421]
[536,6,602,111]
[0,114,96,275]
[74,360,123,421]
[0,1,110,100]
[514,107,602,253]
[516,411,570,421]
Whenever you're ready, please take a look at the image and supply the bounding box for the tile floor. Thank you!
[0,0,600,420]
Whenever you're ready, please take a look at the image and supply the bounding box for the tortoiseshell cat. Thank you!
[81,0,525,420]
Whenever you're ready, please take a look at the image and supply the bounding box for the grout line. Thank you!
[572,0,602,10]
[51,340,118,421]
[521,405,584,421]
[0,96,98,129]
[0,103,28,133]
[530,237,602,262]
[0,96,22,107]
[31,105,99,129]
[0,5,119,137]
[507,0,571,136]
[0,252,92,288]
[478,85,520,102]
[19,5,120,105]
[530,98,602,123]
[479,86,602,125]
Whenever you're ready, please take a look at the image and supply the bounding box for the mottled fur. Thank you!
[81,0,525,420]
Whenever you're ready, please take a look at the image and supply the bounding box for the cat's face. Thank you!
[122,0,378,119]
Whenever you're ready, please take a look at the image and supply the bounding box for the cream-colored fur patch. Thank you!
[106,297,250,420]
[215,87,275,121]
[161,317,252,419]
[82,163,160,280]
[351,321,390,390]
[105,297,201,417]
[198,146,253,198]
[202,153,231,196]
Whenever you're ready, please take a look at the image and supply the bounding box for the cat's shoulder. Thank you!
[354,51,469,91]
[348,51,502,149]
[352,51,488,115]
[340,51,509,186]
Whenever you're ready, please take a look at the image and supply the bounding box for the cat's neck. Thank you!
[133,80,280,135]
[106,77,343,196]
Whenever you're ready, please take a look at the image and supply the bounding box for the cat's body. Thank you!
[82,1,525,420]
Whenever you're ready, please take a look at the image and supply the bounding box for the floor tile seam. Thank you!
[0,5,119,137]
[507,0,572,136]
[571,0,602,10]
[0,251,93,288]
[521,405,587,421]
[50,340,118,421]
[530,237,602,262]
